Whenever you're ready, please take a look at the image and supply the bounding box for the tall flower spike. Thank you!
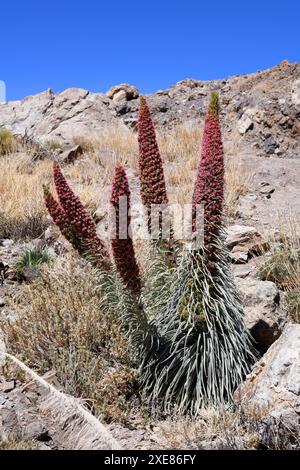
[138,96,169,236]
[110,164,141,293]
[53,162,97,238]
[51,163,110,269]
[192,91,224,254]
[43,185,82,252]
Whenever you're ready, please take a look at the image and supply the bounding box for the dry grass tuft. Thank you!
[2,255,137,423]
[157,125,201,166]
[224,156,253,218]
[157,406,261,450]
[0,153,51,239]
[0,436,38,450]
[74,126,138,176]
[259,215,300,322]
[0,128,17,156]
[259,216,300,291]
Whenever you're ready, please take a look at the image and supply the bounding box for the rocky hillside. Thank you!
[0,60,299,159]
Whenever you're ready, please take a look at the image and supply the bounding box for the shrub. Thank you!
[0,128,16,156]
[0,154,50,240]
[2,256,137,423]
[136,93,256,413]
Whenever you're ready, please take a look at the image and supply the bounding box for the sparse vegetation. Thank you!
[157,407,261,450]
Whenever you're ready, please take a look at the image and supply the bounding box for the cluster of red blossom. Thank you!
[44,91,224,292]
[110,164,141,293]
[44,163,110,270]
[192,92,224,254]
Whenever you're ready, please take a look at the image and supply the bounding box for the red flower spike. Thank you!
[192,92,224,254]
[53,163,97,238]
[45,165,110,269]
[138,97,169,235]
[110,164,141,293]
[43,185,82,250]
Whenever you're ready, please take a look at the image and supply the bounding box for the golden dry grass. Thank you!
[0,124,250,240]
[156,406,261,450]
[74,124,250,215]
[0,153,51,239]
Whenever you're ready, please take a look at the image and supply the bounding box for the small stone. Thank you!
[25,422,51,442]
[226,225,259,250]
[230,251,248,264]
[60,145,83,164]
[1,239,14,248]
[45,225,61,242]
[259,182,275,195]
[2,380,15,393]
[236,278,286,348]
[0,297,5,307]
[23,266,42,283]
[232,264,253,278]
[226,225,269,262]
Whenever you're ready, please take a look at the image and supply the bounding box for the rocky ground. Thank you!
[0,61,299,450]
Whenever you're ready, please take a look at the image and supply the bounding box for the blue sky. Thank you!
[1,0,299,101]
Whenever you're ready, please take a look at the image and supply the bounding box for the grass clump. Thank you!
[286,289,300,322]
[14,246,50,274]
[259,216,300,323]
[258,249,300,290]
[45,139,63,152]
[0,128,16,156]
[0,436,38,450]
[2,255,137,423]
[0,154,51,239]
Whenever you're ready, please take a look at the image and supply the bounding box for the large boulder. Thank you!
[226,225,269,264]
[291,79,300,107]
[106,83,139,102]
[234,324,300,449]
[236,278,286,348]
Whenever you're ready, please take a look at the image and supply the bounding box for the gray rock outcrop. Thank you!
[235,324,300,448]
